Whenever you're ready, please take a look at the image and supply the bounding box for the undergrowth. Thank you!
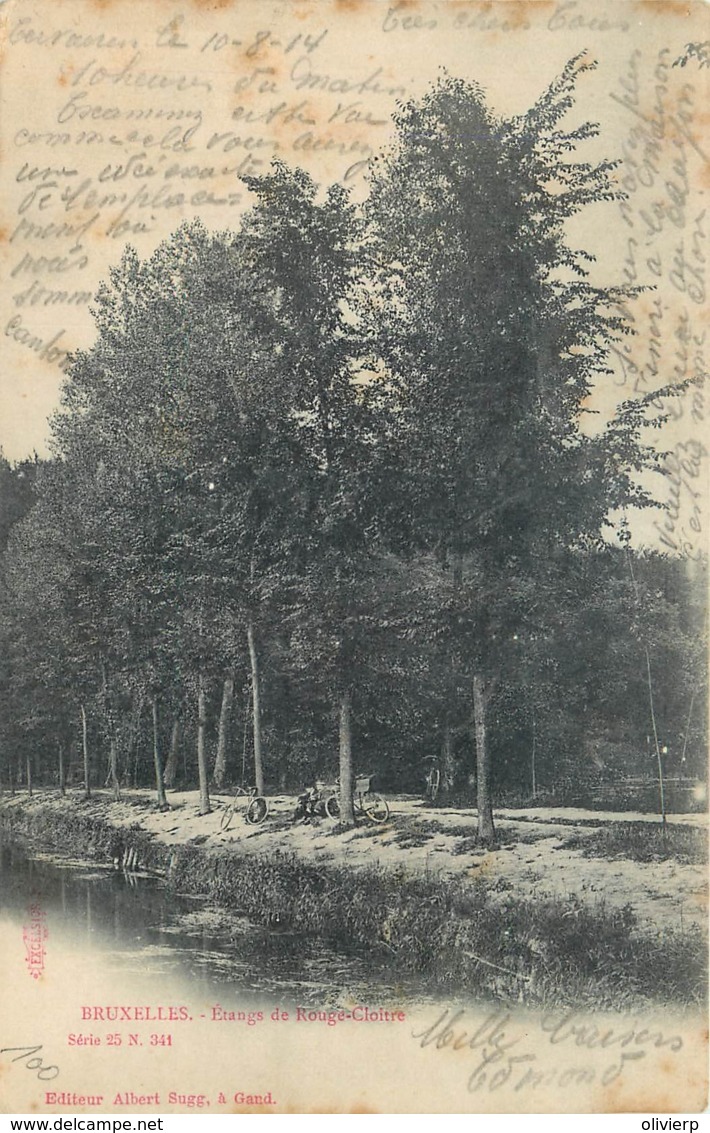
[559,822,708,865]
[163,845,706,1009]
[1,798,706,1011]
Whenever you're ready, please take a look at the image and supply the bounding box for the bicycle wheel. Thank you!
[220,801,236,831]
[246,796,268,825]
[324,794,340,820]
[363,792,389,823]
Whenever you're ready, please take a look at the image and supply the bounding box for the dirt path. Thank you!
[2,789,707,934]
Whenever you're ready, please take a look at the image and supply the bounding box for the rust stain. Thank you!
[228,1102,378,1114]
[594,1031,710,1113]
[191,0,236,10]
[286,1105,378,1114]
[597,1078,667,1113]
[448,0,554,31]
[510,1,550,29]
[634,0,692,15]
[450,0,554,11]
[229,1107,276,1115]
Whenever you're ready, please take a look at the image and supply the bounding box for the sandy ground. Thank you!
[2,787,706,934]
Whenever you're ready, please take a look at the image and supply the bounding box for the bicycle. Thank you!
[424,766,441,804]
[324,774,390,824]
[219,785,269,831]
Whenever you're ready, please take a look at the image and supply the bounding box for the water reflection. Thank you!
[0,832,421,1009]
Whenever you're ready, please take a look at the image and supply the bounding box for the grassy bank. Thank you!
[166,843,706,1009]
[559,822,708,865]
[0,795,172,872]
[0,794,706,1011]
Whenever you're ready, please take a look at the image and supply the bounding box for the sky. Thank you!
[1,0,707,555]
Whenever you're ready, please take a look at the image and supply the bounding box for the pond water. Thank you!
[0,830,428,1010]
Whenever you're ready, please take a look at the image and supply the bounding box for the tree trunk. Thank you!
[130,740,138,789]
[196,676,211,815]
[163,717,180,789]
[109,735,120,801]
[644,644,667,832]
[246,619,265,795]
[276,641,293,792]
[473,673,495,843]
[444,550,464,804]
[58,740,66,796]
[26,753,33,797]
[338,688,355,826]
[127,692,145,789]
[531,706,537,800]
[80,702,91,799]
[441,722,455,798]
[102,661,120,801]
[213,671,234,788]
[151,698,168,810]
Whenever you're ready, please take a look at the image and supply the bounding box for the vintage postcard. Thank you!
[0,0,708,1116]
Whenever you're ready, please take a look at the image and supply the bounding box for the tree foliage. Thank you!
[0,61,705,830]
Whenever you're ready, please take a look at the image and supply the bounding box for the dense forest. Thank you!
[0,58,706,837]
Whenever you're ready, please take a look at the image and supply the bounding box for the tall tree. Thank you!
[367,58,669,840]
[238,163,377,823]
